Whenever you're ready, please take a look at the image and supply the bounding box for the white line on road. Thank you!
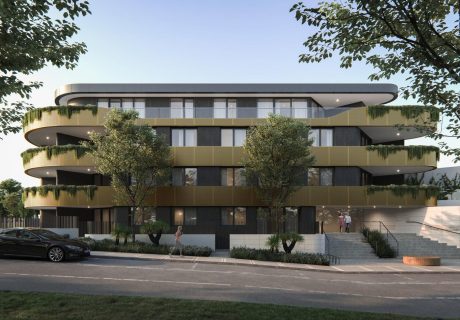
[358,266,373,272]
[384,266,403,272]
[442,266,460,271]
[411,266,434,272]
[1,272,230,287]
[331,266,344,272]
[245,285,300,292]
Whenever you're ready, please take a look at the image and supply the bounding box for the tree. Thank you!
[83,109,171,242]
[291,1,460,160]
[0,179,35,217]
[242,114,315,253]
[0,0,91,138]
[141,220,170,246]
[429,173,460,199]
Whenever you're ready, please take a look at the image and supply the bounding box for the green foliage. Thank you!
[428,173,460,200]
[243,115,315,234]
[22,185,97,201]
[366,105,440,123]
[141,220,170,246]
[266,234,280,252]
[361,228,396,258]
[0,0,90,137]
[83,109,172,242]
[0,179,35,217]
[230,247,330,266]
[366,145,440,161]
[279,232,304,254]
[79,238,212,257]
[367,184,439,199]
[21,144,89,165]
[22,106,98,128]
[291,1,460,161]
[111,225,131,246]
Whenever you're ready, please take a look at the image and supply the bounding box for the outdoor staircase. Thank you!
[326,233,378,259]
[393,233,460,258]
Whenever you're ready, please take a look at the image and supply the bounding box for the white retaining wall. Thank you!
[85,234,215,251]
[230,234,326,254]
[360,206,460,248]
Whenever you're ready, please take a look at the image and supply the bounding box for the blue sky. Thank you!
[1,0,456,186]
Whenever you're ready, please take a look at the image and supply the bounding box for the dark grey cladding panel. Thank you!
[299,206,316,234]
[195,98,213,118]
[333,127,362,146]
[147,97,170,108]
[56,170,93,186]
[237,98,257,108]
[41,177,56,186]
[334,167,361,186]
[197,127,220,146]
[197,167,220,186]
[372,174,405,185]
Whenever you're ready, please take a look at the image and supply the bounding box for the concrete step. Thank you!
[392,233,460,258]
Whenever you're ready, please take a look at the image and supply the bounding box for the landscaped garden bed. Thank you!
[230,247,330,266]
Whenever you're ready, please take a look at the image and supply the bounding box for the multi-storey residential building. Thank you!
[22,84,438,249]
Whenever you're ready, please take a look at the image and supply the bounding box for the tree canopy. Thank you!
[291,0,460,160]
[0,178,35,217]
[83,109,171,241]
[0,0,90,138]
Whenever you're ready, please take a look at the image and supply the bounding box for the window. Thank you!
[97,98,109,108]
[122,99,134,111]
[257,99,273,118]
[221,207,246,225]
[256,208,268,234]
[275,99,291,117]
[228,99,237,118]
[134,99,145,118]
[174,207,197,225]
[285,207,298,233]
[172,168,197,186]
[221,168,246,186]
[310,128,333,146]
[292,99,308,118]
[214,99,237,119]
[171,99,194,118]
[221,129,247,146]
[110,99,121,109]
[184,99,194,118]
[308,168,333,186]
[171,129,197,146]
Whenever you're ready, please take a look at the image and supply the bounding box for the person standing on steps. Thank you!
[338,213,344,232]
[344,213,352,233]
[169,225,183,257]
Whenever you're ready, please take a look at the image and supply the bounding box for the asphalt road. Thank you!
[1,256,460,318]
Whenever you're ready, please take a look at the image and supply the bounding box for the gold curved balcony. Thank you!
[23,186,437,209]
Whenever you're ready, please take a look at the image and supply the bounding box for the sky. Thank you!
[1,0,457,187]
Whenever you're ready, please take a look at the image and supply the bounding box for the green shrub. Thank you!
[361,228,396,258]
[265,234,280,252]
[230,247,330,266]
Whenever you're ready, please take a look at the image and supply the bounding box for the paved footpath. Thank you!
[92,251,460,274]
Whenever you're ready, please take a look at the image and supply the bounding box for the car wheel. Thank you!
[48,247,65,262]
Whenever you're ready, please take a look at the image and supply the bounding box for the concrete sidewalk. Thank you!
[91,251,460,274]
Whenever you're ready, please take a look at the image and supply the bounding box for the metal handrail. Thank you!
[361,220,399,256]
[406,220,460,235]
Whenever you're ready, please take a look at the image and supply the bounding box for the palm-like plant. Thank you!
[280,232,304,254]
[266,234,280,253]
[141,220,169,246]
[111,225,131,245]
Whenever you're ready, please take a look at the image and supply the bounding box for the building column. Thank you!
[299,206,316,234]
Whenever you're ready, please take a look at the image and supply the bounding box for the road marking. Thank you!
[411,266,433,272]
[358,266,373,272]
[331,266,344,272]
[1,272,230,287]
[192,263,198,270]
[384,266,403,272]
[442,266,460,271]
[245,285,299,292]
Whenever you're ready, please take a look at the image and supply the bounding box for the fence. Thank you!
[0,217,40,229]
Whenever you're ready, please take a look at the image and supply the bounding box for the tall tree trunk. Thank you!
[131,206,136,243]
[282,239,297,254]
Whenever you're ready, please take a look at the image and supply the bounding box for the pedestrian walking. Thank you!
[338,213,344,232]
[344,213,352,233]
[169,225,183,257]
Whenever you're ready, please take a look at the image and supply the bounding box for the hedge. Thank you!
[230,247,330,266]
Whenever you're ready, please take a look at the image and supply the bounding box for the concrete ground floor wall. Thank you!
[230,234,325,254]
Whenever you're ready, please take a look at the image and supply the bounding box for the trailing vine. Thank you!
[23,105,98,128]
[21,145,89,165]
[367,184,439,199]
[367,105,440,122]
[23,185,98,201]
[366,145,440,161]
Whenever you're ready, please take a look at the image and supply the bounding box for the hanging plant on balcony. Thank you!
[366,145,440,161]
[367,184,439,199]
[23,185,98,201]
[367,105,439,122]
[22,105,98,128]
[21,145,90,165]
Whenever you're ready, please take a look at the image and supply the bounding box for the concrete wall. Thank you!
[85,234,215,251]
[358,206,460,248]
[229,234,325,254]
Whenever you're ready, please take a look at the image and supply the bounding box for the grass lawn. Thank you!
[0,291,433,320]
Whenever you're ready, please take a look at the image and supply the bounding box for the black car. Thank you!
[0,228,90,262]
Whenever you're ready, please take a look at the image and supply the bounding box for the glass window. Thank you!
[221,207,234,225]
[214,99,226,119]
[185,129,197,146]
[221,168,234,186]
[174,208,184,225]
[184,168,197,186]
[321,129,333,146]
[122,99,133,111]
[172,168,183,186]
[310,129,320,147]
[292,99,308,118]
[184,208,197,225]
[234,168,246,186]
[221,129,233,146]
[285,207,298,232]
[234,207,246,225]
[172,129,184,146]
[320,168,333,186]
[257,99,273,118]
[110,99,121,109]
[171,99,184,118]
[228,99,237,118]
[257,208,268,234]
[234,129,246,146]
[184,99,194,118]
[308,168,320,186]
[275,99,291,117]
[134,99,145,118]
[97,99,109,108]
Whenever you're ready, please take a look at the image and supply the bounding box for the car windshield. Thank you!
[32,229,64,240]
